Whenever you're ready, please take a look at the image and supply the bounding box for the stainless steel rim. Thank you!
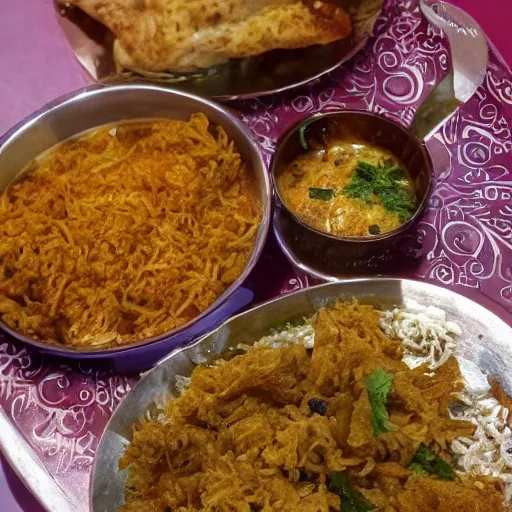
[90,277,512,511]
[0,84,272,356]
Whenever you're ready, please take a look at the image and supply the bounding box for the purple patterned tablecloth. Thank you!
[0,0,511,511]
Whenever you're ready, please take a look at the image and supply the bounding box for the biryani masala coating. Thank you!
[119,303,507,511]
[0,113,261,348]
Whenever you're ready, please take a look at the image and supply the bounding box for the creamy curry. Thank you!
[277,135,417,238]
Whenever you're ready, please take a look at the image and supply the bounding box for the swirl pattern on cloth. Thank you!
[238,0,512,313]
[0,343,134,510]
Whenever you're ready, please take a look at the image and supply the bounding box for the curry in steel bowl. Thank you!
[276,118,418,238]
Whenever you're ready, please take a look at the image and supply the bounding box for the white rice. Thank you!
[174,375,192,395]
[450,391,512,501]
[236,318,315,352]
[379,300,462,370]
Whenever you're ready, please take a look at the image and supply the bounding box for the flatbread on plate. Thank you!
[61,0,352,72]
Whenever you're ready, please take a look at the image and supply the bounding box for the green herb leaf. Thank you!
[309,187,334,201]
[298,118,320,151]
[409,462,428,475]
[299,124,309,150]
[367,368,395,436]
[298,117,328,151]
[343,161,417,220]
[269,317,305,331]
[409,444,456,481]
[329,472,376,512]
[378,188,417,222]
[344,173,374,204]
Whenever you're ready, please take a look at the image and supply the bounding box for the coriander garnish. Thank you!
[309,187,334,201]
[343,161,417,221]
[367,368,395,436]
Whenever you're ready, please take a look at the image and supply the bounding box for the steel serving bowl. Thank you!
[90,278,512,511]
[271,111,434,274]
[270,1,489,281]
[0,84,271,360]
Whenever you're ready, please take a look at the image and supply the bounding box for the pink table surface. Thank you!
[0,2,511,512]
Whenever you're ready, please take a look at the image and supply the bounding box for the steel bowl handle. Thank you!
[411,0,488,140]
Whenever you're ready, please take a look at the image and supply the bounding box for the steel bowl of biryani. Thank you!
[91,278,512,512]
[0,84,270,358]
[271,111,433,268]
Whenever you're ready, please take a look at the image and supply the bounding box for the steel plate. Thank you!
[90,278,512,511]
[0,84,270,360]
[55,0,384,100]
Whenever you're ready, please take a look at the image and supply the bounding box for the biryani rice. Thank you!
[119,302,509,511]
[0,113,261,348]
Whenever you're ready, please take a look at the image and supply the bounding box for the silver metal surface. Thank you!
[0,84,271,356]
[273,209,348,282]
[90,278,512,512]
[0,409,74,512]
[411,1,488,140]
[56,0,384,100]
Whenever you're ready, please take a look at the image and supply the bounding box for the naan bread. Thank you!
[63,0,352,72]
